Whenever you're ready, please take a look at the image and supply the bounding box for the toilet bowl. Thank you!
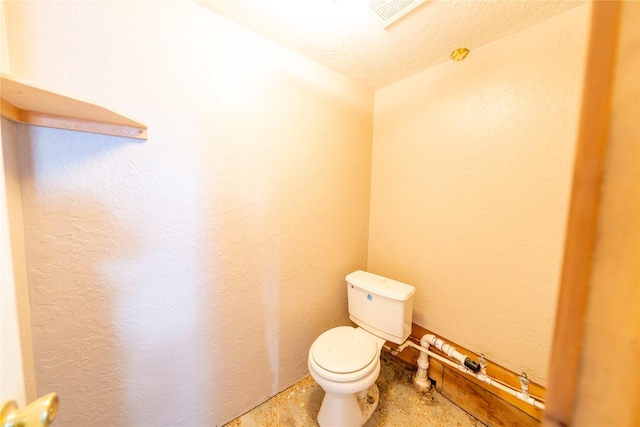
[308,326,386,427]
[307,271,415,427]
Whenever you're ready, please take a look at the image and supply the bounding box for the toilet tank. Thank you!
[346,270,415,345]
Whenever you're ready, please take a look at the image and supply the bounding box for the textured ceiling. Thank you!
[196,0,585,89]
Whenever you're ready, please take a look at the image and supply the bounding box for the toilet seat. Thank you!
[310,326,379,383]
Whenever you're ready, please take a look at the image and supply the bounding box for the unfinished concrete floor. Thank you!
[224,354,485,427]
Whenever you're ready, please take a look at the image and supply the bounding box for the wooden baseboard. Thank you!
[383,323,545,427]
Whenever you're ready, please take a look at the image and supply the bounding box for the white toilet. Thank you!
[308,270,415,427]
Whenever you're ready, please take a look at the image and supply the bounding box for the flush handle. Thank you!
[0,393,59,427]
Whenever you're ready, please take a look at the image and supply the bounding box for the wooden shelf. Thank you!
[0,74,147,140]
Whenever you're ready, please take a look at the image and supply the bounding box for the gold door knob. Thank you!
[0,393,59,427]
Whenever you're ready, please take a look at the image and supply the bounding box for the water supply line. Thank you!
[391,334,545,410]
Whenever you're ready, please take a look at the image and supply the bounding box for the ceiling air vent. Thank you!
[369,0,427,28]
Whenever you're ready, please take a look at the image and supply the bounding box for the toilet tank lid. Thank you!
[346,270,415,301]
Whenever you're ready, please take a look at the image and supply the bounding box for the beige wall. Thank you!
[573,1,639,424]
[368,5,590,386]
[4,1,372,425]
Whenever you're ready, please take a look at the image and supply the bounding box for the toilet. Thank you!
[308,270,415,427]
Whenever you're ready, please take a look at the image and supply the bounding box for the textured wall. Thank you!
[5,1,372,425]
[368,5,589,386]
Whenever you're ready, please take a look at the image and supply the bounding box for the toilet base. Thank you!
[359,383,379,424]
[317,383,379,427]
